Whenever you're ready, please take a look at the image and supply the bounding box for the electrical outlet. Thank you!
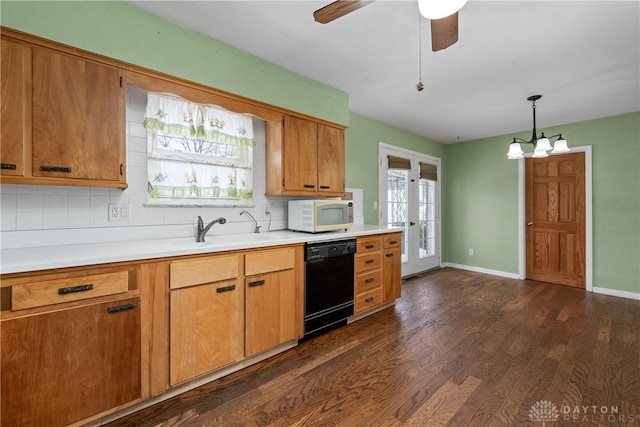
[468,248,474,256]
[108,203,129,222]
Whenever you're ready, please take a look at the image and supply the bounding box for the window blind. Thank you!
[419,162,437,181]
[388,155,411,170]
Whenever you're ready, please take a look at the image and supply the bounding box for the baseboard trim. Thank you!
[592,286,640,301]
[441,263,520,280]
[443,263,640,301]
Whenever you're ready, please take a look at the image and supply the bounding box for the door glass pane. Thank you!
[387,169,409,260]
[419,179,436,258]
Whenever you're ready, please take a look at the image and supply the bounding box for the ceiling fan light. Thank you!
[535,136,552,152]
[551,136,570,153]
[418,0,468,19]
[507,141,524,159]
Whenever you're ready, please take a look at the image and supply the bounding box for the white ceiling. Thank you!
[128,1,640,144]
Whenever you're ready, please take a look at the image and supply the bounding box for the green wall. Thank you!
[0,0,349,126]
[442,131,520,273]
[345,113,444,224]
[443,112,640,294]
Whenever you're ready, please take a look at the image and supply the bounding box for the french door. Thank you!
[379,144,440,277]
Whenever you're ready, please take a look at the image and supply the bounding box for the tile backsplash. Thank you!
[0,86,290,249]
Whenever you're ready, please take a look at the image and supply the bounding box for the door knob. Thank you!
[409,221,416,226]
[527,222,534,226]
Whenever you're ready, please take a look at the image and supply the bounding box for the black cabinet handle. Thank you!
[389,240,398,245]
[365,278,375,284]
[303,184,315,189]
[365,296,374,303]
[365,244,374,249]
[386,253,394,257]
[1,163,16,170]
[107,302,138,314]
[248,279,266,287]
[216,285,236,293]
[319,185,330,189]
[365,259,374,264]
[58,284,93,295]
[40,166,72,173]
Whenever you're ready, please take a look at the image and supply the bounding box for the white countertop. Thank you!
[0,225,402,275]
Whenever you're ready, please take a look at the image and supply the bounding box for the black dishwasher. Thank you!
[302,239,356,341]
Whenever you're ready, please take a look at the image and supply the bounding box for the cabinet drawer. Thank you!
[11,271,129,311]
[356,270,381,294]
[384,233,402,248]
[170,255,239,290]
[355,251,381,273]
[355,288,382,314]
[357,237,382,253]
[245,248,295,276]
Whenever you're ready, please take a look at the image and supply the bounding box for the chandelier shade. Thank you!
[551,135,570,153]
[506,95,570,160]
[507,140,524,159]
[418,0,468,19]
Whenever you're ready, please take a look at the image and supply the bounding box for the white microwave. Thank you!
[288,200,354,233]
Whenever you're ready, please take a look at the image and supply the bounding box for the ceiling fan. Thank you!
[313,0,467,52]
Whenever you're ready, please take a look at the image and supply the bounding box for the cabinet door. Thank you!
[283,115,318,192]
[1,297,141,427]
[170,281,244,385]
[382,246,402,303]
[32,48,124,182]
[245,269,296,356]
[317,124,345,194]
[1,39,28,177]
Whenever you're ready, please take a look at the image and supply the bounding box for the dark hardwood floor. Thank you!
[108,268,640,426]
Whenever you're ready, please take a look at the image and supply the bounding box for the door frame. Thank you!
[378,142,442,277]
[517,145,593,291]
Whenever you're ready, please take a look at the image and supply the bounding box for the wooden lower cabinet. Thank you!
[168,247,302,383]
[355,235,383,314]
[1,297,141,427]
[245,247,298,356]
[245,269,297,356]
[382,233,402,304]
[170,280,244,385]
[355,232,402,314]
[169,254,243,385]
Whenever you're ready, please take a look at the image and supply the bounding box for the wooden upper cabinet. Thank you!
[1,38,29,177]
[266,115,345,197]
[32,47,125,184]
[283,115,318,192]
[317,124,345,194]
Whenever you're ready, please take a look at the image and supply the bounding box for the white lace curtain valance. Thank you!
[144,92,255,148]
[143,92,255,206]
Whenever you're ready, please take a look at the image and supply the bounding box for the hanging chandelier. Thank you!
[507,95,570,160]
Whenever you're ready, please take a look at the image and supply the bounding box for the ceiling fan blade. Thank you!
[430,12,459,52]
[313,0,374,24]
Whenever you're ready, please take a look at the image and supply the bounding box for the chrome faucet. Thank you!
[196,216,227,242]
[240,210,261,233]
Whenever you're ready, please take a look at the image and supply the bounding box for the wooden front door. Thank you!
[525,152,585,287]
